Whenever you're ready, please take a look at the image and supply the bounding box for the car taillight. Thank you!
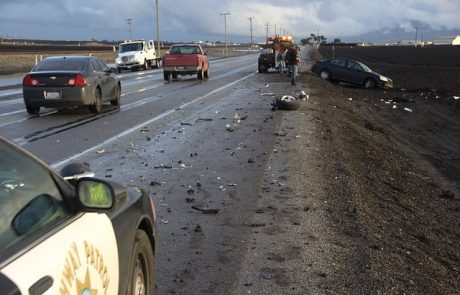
[67,74,86,86]
[23,75,40,87]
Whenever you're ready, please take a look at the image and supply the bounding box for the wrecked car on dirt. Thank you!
[311,57,393,89]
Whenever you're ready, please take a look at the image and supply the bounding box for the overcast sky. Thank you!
[1,0,459,43]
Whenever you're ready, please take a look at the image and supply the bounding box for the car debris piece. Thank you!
[234,113,248,122]
[294,89,308,100]
[180,122,193,126]
[403,107,413,112]
[196,118,213,122]
[96,149,105,154]
[194,224,202,232]
[454,96,459,100]
[226,124,238,132]
[274,130,288,136]
[153,164,173,169]
[192,206,220,214]
[260,92,276,96]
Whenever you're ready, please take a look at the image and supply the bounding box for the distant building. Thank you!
[452,35,460,46]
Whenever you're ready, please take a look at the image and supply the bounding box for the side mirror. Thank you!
[76,178,114,209]
[60,162,95,183]
[12,194,59,235]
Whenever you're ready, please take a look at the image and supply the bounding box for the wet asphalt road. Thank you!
[0,54,299,294]
[0,54,258,167]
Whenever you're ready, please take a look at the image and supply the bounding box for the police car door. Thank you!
[0,143,119,294]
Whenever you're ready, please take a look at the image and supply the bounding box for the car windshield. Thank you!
[119,42,143,53]
[34,58,86,72]
[0,139,69,251]
[357,61,373,72]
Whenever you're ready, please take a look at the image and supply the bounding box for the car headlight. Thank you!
[115,57,121,64]
[380,75,389,82]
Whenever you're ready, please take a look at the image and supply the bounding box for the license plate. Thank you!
[45,91,60,99]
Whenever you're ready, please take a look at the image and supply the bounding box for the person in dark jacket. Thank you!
[285,47,299,85]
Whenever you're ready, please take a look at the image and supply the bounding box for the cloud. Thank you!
[0,0,459,42]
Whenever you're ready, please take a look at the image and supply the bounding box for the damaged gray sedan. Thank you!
[311,57,393,89]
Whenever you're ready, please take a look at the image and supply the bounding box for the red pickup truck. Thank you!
[162,44,209,80]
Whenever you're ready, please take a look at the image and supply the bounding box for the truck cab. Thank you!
[115,40,161,72]
[258,35,294,73]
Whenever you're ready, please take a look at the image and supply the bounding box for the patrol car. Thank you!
[0,136,157,294]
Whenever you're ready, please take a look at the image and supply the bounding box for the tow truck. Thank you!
[258,35,295,73]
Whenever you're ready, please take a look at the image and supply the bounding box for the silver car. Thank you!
[22,56,121,114]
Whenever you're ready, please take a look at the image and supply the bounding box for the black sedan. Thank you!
[0,136,157,294]
[311,57,393,89]
[23,56,121,114]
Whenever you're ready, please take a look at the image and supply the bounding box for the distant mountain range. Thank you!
[341,27,460,44]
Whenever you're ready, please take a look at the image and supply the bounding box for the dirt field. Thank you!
[0,46,250,76]
[292,45,460,293]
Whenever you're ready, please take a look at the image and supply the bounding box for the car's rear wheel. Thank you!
[26,104,40,115]
[320,70,330,80]
[111,84,121,106]
[204,68,209,79]
[163,71,170,81]
[127,230,155,295]
[143,59,148,70]
[89,88,102,114]
[364,78,376,89]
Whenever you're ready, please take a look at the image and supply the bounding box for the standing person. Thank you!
[276,49,285,74]
[285,47,299,85]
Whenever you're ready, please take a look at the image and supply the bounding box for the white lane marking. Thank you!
[121,84,161,96]
[0,109,24,116]
[0,98,23,107]
[51,71,256,169]
[0,89,22,98]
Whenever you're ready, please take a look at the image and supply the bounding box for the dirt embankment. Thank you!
[288,46,459,293]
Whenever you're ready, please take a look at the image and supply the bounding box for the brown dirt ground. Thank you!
[291,47,459,294]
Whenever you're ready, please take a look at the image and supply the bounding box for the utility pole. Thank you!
[264,22,270,41]
[415,26,418,47]
[248,16,255,49]
[220,12,230,56]
[126,18,133,41]
[155,0,161,56]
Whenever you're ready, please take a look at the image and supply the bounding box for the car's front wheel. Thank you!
[319,70,330,80]
[197,69,203,80]
[364,78,376,89]
[89,88,102,114]
[26,104,40,114]
[127,230,155,295]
